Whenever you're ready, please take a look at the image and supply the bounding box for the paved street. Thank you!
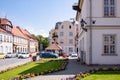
[0,58,31,71]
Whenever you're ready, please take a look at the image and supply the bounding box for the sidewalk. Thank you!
[28,57,91,80]
[28,57,120,80]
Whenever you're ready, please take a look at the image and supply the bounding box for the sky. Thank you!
[0,0,78,37]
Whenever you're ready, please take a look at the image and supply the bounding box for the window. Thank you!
[10,36,12,42]
[103,35,116,55]
[69,39,73,44]
[7,36,9,42]
[60,39,64,44]
[60,32,64,37]
[104,0,115,16]
[0,35,2,42]
[69,47,73,52]
[4,36,6,42]
[61,25,64,29]
[69,25,71,29]
[69,32,73,37]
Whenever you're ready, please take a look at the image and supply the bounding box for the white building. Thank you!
[49,21,77,54]
[0,18,13,54]
[12,26,28,53]
[73,0,120,65]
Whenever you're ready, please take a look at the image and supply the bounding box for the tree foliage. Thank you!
[33,35,49,51]
[52,32,58,43]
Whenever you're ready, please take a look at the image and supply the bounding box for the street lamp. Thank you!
[80,19,96,32]
[80,19,87,32]
[70,18,75,25]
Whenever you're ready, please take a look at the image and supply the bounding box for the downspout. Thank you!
[89,0,92,64]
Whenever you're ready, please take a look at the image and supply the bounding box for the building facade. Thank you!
[49,21,77,54]
[0,18,13,54]
[0,17,38,55]
[12,26,28,53]
[73,0,120,65]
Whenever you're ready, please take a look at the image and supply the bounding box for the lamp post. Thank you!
[70,18,75,25]
[80,19,87,32]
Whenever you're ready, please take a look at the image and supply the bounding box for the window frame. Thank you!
[60,32,64,37]
[69,32,73,37]
[102,34,117,56]
[104,0,116,17]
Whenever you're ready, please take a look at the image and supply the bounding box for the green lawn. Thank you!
[0,58,64,80]
[82,71,120,80]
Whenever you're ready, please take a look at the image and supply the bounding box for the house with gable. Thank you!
[19,28,38,53]
[0,17,13,54]
[12,26,28,53]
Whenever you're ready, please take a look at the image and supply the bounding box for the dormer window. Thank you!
[6,25,12,32]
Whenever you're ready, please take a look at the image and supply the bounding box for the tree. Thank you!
[52,32,58,44]
[34,35,49,51]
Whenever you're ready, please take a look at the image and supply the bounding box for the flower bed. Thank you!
[63,67,120,80]
[8,59,68,80]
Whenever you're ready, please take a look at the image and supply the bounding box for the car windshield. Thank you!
[7,53,12,54]
[21,53,26,54]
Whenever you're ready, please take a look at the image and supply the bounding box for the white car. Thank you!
[18,52,30,58]
[70,52,78,57]
[6,52,17,58]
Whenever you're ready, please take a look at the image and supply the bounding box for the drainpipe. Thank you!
[89,0,92,65]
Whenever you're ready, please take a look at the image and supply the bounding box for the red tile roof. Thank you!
[18,27,37,41]
[0,17,13,28]
[45,43,63,50]
[0,28,7,33]
[12,26,27,39]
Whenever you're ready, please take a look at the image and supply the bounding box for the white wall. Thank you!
[0,32,13,54]
[80,0,120,26]
[57,21,76,53]
[92,28,120,64]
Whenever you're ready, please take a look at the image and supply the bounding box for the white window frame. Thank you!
[104,0,115,17]
[0,35,2,42]
[69,32,73,37]
[60,32,64,37]
[102,34,117,56]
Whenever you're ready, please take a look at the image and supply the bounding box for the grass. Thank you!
[82,71,120,80]
[0,58,64,80]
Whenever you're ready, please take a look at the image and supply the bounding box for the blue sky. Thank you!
[0,0,77,37]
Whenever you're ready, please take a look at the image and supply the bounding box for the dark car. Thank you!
[59,52,69,57]
[40,52,58,58]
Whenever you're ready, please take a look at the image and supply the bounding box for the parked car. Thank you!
[40,52,58,58]
[18,52,30,58]
[59,52,69,57]
[70,52,78,57]
[0,54,6,59]
[5,52,17,58]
